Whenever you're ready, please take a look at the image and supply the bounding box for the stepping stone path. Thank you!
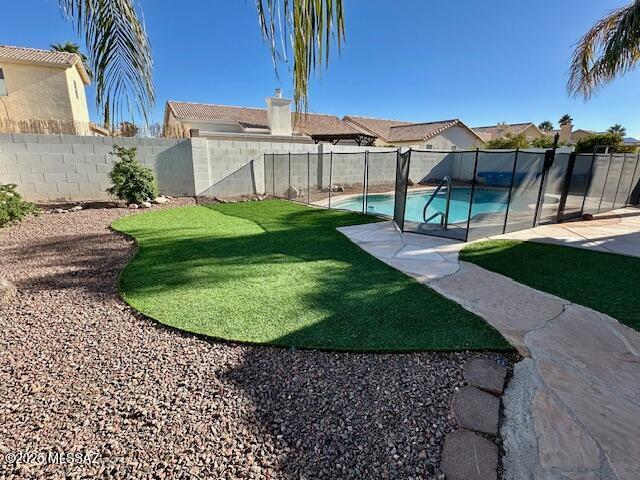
[442,357,507,480]
[441,429,499,480]
[463,357,508,396]
[452,385,500,435]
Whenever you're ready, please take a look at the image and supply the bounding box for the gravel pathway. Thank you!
[1,201,486,479]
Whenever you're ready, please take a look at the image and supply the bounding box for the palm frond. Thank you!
[569,1,640,99]
[58,0,154,126]
[255,0,345,112]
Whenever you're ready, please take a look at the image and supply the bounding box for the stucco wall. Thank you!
[0,62,82,125]
[65,67,90,131]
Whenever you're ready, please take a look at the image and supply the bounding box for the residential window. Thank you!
[73,80,79,100]
[0,68,7,96]
[424,144,433,149]
[450,145,457,151]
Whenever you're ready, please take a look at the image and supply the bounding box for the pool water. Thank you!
[332,187,510,224]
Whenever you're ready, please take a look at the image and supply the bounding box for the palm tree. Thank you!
[559,114,573,126]
[608,124,627,137]
[51,41,92,79]
[538,120,554,131]
[569,1,640,98]
[57,0,344,125]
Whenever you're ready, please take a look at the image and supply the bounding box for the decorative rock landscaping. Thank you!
[0,201,504,479]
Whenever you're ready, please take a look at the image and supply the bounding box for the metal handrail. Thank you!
[422,176,452,229]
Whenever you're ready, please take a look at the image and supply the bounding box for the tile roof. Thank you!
[387,119,462,142]
[0,45,90,85]
[343,115,413,142]
[167,101,269,127]
[166,101,363,137]
[345,115,482,143]
[472,122,538,136]
[294,112,361,136]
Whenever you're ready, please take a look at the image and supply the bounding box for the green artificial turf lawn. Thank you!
[461,240,640,332]
[112,200,511,351]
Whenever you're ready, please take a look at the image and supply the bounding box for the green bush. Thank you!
[574,132,637,154]
[0,184,39,227]
[107,145,158,204]
[483,133,530,149]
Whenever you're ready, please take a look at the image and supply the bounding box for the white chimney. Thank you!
[266,89,292,136]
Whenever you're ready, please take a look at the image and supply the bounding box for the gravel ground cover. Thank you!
[1,200,496,479]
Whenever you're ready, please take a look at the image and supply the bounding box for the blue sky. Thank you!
[6,0,640,136]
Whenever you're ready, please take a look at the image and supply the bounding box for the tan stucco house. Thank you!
[0,45,91,135]
[472,122,548,142]
[344,115,484,150]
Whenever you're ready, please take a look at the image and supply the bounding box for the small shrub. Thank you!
[0,184,39,227]
[107,145,158,204]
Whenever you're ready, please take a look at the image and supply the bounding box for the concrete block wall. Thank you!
[0,133,398,202]
[260,145,398,197]
[0,133,193,201]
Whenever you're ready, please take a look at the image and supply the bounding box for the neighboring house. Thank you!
[344,115,483,150]
[569,129,599,142]
[472,122,547,142]
[0,45,91,135]
[163,90,375,145]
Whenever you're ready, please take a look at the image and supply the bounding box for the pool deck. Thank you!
[491,206,640,257]
[338,206,640,480]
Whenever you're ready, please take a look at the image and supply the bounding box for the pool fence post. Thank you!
[328,151,333,209]
[401,149,411,232]
[465,148,480,242]
[579,147,598,218]
[626,152,640,206]
[556,151,578,223]
[307,151,310,205]
[597,151,613,213]
[502,148,519,234]
[363,151,368,214]
[533,133,559,227]
[288,152,291,200]
[611,153,627,210]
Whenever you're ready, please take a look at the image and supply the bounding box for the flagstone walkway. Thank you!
[337,207,640,480]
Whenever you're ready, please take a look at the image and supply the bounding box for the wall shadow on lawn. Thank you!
[116,202,511,352]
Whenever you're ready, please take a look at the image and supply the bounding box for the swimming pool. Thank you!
[332,187,511,224]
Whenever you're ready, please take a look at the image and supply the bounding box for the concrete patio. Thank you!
[338,206,640,480]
